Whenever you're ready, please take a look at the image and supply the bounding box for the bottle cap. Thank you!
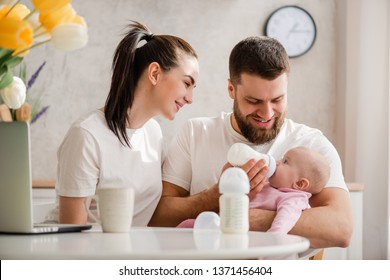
[219,167,250,194]
[194,212,220,230]
[266,155,276,178]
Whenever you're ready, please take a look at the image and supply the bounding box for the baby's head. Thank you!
[268,146,330,194]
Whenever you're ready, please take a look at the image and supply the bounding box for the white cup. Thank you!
[85,187,134,233]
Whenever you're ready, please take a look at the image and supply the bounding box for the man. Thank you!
[149,36,353,249]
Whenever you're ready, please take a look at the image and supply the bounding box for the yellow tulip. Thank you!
[39,3,76,32]
[0,18,33,51]
[12,45,31,57]
[31,0,70,15]
[0,4,31,20]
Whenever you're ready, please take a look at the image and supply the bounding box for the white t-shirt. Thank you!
[163,112,347,195]
[51,110,163,226]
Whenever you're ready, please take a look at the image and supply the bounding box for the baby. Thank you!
[250,146,330,233]
[177,146,330,233]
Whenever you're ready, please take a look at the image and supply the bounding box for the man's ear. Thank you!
[148,62,161,85]
[293,178,310,191]
[228,79,235,99]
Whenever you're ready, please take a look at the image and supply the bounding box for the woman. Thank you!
[52,21,199,226]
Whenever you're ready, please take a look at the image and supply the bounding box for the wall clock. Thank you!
[264,6,317,58]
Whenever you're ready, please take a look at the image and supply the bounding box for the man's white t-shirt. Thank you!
[51,110,163,226]
[163,112,347,195]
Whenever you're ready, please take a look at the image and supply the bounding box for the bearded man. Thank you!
[149,36,352,249]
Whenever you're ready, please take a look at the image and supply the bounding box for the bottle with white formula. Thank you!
[227,143,276,178]
[219,167,250,234]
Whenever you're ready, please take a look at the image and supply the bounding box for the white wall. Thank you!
[336,0,389,259]
[356,0,389,260]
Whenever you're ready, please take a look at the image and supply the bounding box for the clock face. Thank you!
[264,6,317,58]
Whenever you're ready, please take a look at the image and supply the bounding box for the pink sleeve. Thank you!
[267,191,311,233]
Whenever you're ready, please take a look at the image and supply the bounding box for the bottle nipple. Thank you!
[266,155,276,178]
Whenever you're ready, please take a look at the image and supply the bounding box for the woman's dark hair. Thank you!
[229,36,290,85]
[105,21,197,147]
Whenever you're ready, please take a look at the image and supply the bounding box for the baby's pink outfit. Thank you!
[249,184,311,233]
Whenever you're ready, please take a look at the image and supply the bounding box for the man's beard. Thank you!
[233,99,285,145]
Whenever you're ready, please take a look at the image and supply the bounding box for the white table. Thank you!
[0,226,310,259]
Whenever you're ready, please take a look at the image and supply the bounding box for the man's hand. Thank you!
[221,159,268,200]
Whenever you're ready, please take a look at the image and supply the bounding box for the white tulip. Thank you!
[0,76,26,109]
[51,23,88,51]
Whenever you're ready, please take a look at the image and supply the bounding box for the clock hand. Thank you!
[287,23,299,39]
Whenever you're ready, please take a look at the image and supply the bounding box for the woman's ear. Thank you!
[293,178,310,191]
[148,62,161,85]
[228,79,235,99]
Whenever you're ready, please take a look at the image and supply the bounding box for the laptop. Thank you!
[0,121,91,234]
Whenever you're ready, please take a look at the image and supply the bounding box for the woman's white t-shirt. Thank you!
[51,110,163,226]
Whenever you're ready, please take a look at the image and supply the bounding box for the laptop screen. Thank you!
[0,122,34,232]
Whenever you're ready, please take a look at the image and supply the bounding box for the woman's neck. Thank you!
[126,88,156,129]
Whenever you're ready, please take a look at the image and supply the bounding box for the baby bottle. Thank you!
[227,143,276,178]
[219,167,250,234]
